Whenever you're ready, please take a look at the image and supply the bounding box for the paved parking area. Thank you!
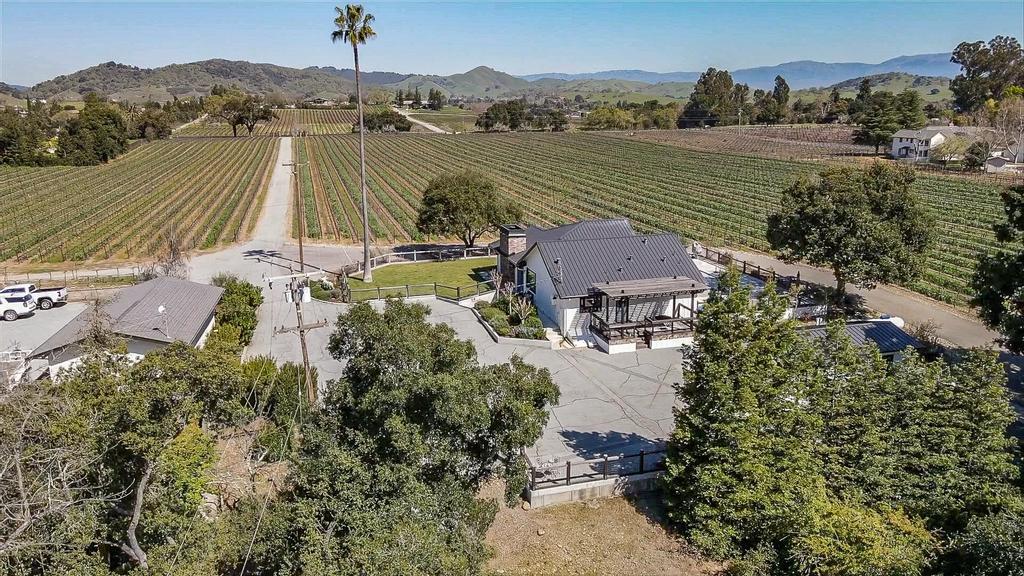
[0,303,86,352]
[256,295,681,468]
[422,299,680,466]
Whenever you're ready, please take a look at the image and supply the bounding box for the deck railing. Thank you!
[528,447,667,490]
[590,314,694,344]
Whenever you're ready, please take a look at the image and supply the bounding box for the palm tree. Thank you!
[332,4,376,281]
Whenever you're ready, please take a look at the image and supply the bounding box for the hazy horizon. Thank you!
[2,1,1022,86]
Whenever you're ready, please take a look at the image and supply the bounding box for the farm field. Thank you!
[407,107,479,133]
[176,107,385,137]
[295,131,1006,306]
[0,138,277,262]
[620,124,876,159]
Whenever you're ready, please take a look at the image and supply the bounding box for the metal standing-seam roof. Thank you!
[502,219,636,264]
[32,277,224,357]
[801,321,923,356]
[530,233,708,298]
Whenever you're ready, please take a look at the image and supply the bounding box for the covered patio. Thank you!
[587,276,707,353]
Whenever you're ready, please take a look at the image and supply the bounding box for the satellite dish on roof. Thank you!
[158,305,166,314]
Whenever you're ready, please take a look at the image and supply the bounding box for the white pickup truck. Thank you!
[0,283,68,310]
[0,295,36,321]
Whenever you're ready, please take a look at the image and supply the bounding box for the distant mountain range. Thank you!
[6,52,961,104]
[521,53,959,90]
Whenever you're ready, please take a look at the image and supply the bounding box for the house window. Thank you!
[516,267,536,293]
[580,295,601,313]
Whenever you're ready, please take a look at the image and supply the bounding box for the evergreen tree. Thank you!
[663,268,822,559]
[852,91,901,153]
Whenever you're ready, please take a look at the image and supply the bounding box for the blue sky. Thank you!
[1,1,1021,85]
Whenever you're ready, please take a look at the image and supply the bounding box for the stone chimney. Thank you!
[499,224,527,256]
[498,224,527,279]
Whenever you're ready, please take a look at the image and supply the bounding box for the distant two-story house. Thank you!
[891,125,988,162]
[496,220,708,353]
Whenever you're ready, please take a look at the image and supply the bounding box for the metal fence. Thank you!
[908,161,1024,185]
[345,279,495,303]
[335,246,495,277]
[691,244,801,289]
[529,448,667,490]
[2,266,144,285]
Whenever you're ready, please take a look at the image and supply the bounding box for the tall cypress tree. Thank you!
[663,267,822,558]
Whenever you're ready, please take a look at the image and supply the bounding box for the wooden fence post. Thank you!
[406,285,411,298]
[603,455,609,480]
[565,461,572,486]
[639,450,645,473]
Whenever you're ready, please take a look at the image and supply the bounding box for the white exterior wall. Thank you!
[891,133,946,161]
[524,250,560,328]
[194,315,216,349]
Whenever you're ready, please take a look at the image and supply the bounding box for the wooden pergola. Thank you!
[588,276,707,345]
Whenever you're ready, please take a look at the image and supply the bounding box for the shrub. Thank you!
[473,300,491,311]
[523,316,543,330]
[205,324,242,356]
[490,316,512,337]
[790,497,936,576]
[212,275,264,345]
[480,306,505,323]
[945,504,1024,576]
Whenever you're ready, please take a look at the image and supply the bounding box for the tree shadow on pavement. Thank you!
[557,429,664,462]
[552,429,683,541]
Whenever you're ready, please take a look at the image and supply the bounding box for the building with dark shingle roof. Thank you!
[801,320,924,359]
[31,277,224,377]
[496,220,707,353]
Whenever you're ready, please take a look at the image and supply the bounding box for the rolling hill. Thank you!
[792,72,952,103]
[29,60,356,102]
[523,52,959,90]
[17,52,960,105]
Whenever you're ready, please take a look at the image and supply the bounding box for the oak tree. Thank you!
[767,162,935,299]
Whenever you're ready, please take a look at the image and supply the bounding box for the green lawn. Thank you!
[346,257,496,301]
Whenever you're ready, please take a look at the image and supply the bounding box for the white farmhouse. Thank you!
[891,125,987,162]
[30,277,223,378]
[496,220,708,354]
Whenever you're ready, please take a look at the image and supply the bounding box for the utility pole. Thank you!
[266,269,327,405]
[267,156,322,406]
[282,161,309,272]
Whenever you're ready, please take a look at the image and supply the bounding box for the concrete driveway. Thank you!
[272,296,678,467]
[0,302,86,352]
[421,299,679,466]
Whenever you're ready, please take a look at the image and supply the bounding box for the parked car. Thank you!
[0,283,68,310]
[0,295,36,321]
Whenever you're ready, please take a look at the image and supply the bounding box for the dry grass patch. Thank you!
[483,482,719,576]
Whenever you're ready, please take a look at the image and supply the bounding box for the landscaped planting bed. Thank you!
[0,138,277,262]
[474,295,547,340]
[299,132,1007,306]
